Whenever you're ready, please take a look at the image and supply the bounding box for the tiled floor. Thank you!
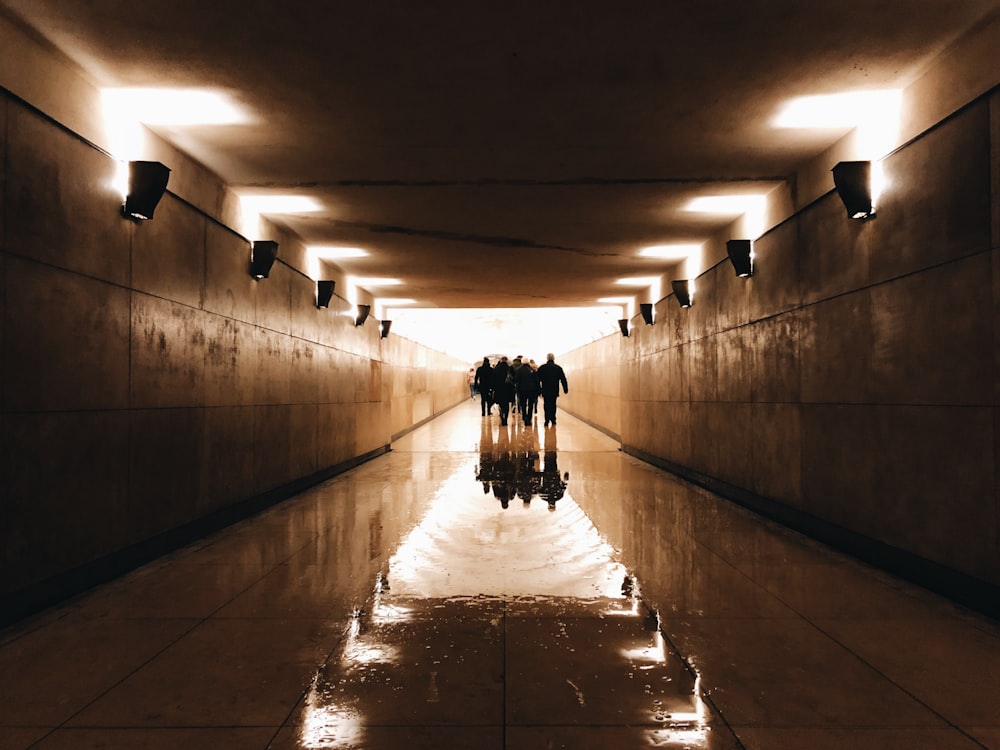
[2,401,999,749]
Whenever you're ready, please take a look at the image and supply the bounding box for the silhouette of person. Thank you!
[474,356,494,416]
[536,353,568,427]
[491,356,515,426]
[514,358,538,425]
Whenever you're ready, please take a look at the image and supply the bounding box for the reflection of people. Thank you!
[474,357,494,416]
[492,424,514,508]
[476,418,495,494]
[540,449,569,509]
[492,356,515,426]
[536,353,568,427]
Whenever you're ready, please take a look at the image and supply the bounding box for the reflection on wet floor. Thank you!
[4,401,999,749]
[288,414,741,749]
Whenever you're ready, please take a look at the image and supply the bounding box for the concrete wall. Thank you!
[563,92,999,606]
[0,34,465,620]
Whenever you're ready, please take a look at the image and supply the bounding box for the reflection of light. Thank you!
[639,244,702,260]
[616,277,663,305]
[374,298,418,320]
[773,89,903,158]
[102,87,248,126]
[685,195,768,240]
[299,677,364,748]
[871,160,890,212]
[240,195,322,214]
[102,88,250,199]
[597,297,634,321]
[239,195,322,240]
[622,644,666,663]
[387,461,627,598]
[306,246,368,279]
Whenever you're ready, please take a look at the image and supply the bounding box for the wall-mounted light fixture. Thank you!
[122,161,170,221]
[316,280,335,309]
[832,160,875,220]
[618,319,630,337]
[726,239,754,277]
[380,320,392,338]
[639,303,654,325]
[250,241,279,279]
[355,304,371,327]
[671,279,693,308]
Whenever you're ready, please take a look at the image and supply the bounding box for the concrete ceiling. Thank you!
[2,1,997,309]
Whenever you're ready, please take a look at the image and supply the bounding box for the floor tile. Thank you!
[733,727,986,750]
[2,402,998,750]
[661,616,951,729]
[31,727,277,749]
[68,618,343,727]
[0,617,197,726]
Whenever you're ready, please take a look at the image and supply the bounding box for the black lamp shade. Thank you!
[671,279,692,308]
[250,241,279,279]
[355,304,371,326]
[618,319,629,337]
[122,161,170,220]
[316,280,335,308]
[832,161,875,220]
[380,320,392,338]
[726,239,753,277]
[639,303,654,325]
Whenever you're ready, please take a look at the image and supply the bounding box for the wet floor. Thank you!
[2,402,1000,749]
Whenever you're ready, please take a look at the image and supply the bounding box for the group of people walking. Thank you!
[472,353,568,428]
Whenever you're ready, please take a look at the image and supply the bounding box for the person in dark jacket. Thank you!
[491,356,515,426]
[474,356,494,416]
[514,358,538,425]
[536,353,568,427]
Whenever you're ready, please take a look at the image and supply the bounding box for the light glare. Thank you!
[639,244,701,260]
[774,89,903,159]
[102,87,249,126]
[685,195,768,239]
[240,195,322,214]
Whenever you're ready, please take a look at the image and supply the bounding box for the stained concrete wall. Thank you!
[0,89,465,620]
[563,93,999,606]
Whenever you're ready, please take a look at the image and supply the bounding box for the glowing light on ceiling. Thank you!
[308,246,368,259]
[685,195,768,240]
[239,194,322,239]
[353,277,402,287]
[101,88,250,200]
[102,87,249,126]
[374,298,417,319]
[239,195,322,214]
[306,246,368,280]
[639,244,702,260]
[773,89,903,159]
[615,277,660,286]
[616,276,663,305]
